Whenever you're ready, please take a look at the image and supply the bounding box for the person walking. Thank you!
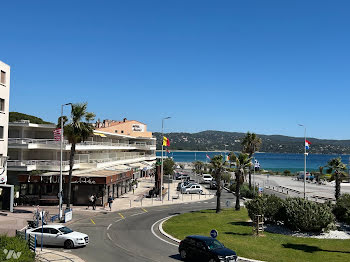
[92,194,97,210]
[87,194,93,210]
[107,195,113,211]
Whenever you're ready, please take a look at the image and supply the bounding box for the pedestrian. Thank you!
[92,194,97,210]
[87,194,93,210]
[108,195,113,211]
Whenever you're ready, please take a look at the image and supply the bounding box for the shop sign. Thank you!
[72,177,96,184]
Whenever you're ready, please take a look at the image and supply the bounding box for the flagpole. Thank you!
[59,102,72,221]
[304,127,307,199]
[161,117,171,202]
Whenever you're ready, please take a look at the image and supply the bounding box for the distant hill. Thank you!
[9,112,53,124]
[153,130,350,154]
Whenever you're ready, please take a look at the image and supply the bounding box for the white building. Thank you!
[0,61,10,184]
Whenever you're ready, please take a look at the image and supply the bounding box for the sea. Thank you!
[156,151,350,173]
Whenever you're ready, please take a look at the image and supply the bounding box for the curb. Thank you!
[159,214,265,262]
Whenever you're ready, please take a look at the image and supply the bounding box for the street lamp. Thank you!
[160,117,171,202]
[298,124,307,199]
[59,103,72,221]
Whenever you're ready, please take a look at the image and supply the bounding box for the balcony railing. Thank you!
[7,160,80,167]
[8,138,156,148]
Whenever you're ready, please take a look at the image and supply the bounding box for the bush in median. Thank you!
[333,194,350,225]
[282,198,335,232]
[0,235,35,262]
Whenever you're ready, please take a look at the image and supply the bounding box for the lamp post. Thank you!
[298,124,307,199]
[161,117,171,202]
[59,103,72,221]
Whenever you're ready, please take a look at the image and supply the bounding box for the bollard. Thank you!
[152,196,153,205]
[205,193,206,198]
[130,200,131,208]
[162,197,164,204]
[141,198,143,206]
[191,194,192,200]
[182,194,183,201]
[199,193,200,200]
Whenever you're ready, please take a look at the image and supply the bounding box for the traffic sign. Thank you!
[210,229,218,238]
[225,200,231,207]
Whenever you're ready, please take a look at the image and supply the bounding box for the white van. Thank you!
[201,174,213,184]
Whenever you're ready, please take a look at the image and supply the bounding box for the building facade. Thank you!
[8,121,156,206]
[0,61,10,184]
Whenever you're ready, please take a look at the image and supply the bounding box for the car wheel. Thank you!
[64,239,74,249]
[180,249,187,260]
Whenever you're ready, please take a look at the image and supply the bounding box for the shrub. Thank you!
[229,183,257,199]
[333,194,350,224]
[245,196,266,221]
[264,195,284,223]
[282,198,335,232]
[0,236,35,262]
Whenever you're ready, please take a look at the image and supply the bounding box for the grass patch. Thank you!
[163,209,350,262]
[0,235,35,262]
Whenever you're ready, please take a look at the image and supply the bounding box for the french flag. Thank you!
[305,139,311,150]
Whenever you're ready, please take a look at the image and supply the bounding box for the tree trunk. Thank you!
[235,173,241,210]
[216,172,221,213]
[248,170,252,189]
[335,172,341,200]
[67,142,76,209]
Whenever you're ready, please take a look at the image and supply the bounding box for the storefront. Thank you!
[18,169,133,206]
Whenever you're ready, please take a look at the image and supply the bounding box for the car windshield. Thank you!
[203,239,224,250]
[59,227,73,234]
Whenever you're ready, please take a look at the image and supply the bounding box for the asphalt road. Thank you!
[58,185,237,262]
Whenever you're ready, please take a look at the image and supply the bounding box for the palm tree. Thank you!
[241,132,262,189]
[230,152,252,210]
[193,161,204,175]
[63,103,95,208]
[316,166,324,183]
[326,157,347,200]
[210,155,226,213]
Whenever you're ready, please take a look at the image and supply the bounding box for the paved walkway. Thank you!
[36,249,85,262]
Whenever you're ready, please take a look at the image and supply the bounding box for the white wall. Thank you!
[0,61,10,183]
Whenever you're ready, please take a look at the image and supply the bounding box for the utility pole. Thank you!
[298,124,307,199]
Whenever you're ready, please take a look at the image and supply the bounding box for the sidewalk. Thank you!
[83,176,215,212]
[36,249,85,262]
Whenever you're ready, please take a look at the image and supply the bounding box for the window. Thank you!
[49,228,59,234]
[0,71,5,85]
[114,130,118,133]
[0,99,4,112]
[0,126,3,139]
[121,130,124,133]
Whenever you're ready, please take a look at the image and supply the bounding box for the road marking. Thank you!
[118,213,125,219]
[107,233,112,241]
[130,212,145,217]
[90,219,96,225]
[203,202,208,203]
[151,217,179,247]
[107,223,112,230]
[115,218,123,223]
[142,208,148,213]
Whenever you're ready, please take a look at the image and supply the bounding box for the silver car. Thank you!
[181,184,203,194]
[26,225,89,249]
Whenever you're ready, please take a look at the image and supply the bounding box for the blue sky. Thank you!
[1,0,350,139]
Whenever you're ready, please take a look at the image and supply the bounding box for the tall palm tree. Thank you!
[63,103,95,208]
[241,132,262,189]
[210,155,226,213]
[326,157,347,200]
[230,153,252,210]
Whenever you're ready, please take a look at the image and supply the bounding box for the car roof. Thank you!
[187,235,215,241]
[31,224,66,230]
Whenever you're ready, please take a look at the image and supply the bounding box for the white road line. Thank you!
[130,212,145,217]
[107,233,112,241]
[107,223,112,230]
[151,217,179,247]
[114,218,123,223]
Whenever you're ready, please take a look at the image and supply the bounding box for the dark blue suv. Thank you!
[179,235,237,262]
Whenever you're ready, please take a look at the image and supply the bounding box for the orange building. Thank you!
[95,118,153,138]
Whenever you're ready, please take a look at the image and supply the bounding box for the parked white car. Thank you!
[181,184,203,194]
[201,174,213,183]
[26,225,89,249]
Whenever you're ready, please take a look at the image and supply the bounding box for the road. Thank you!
[56,182,237,262]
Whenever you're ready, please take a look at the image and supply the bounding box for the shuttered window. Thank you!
[0,71,5,85]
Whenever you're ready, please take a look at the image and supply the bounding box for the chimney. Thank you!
[123,118,127,122]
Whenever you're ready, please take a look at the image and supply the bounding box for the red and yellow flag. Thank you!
[163,136,170,146]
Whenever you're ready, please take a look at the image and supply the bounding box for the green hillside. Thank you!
[9,112,53,124]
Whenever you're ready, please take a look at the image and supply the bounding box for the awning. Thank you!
[93,132,107,137]
[105,165,131,171]
[128,163,142,168]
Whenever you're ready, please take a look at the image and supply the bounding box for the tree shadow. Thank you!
[229,221,252,227]
[224,231,252,236]
[282,243,350,254]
